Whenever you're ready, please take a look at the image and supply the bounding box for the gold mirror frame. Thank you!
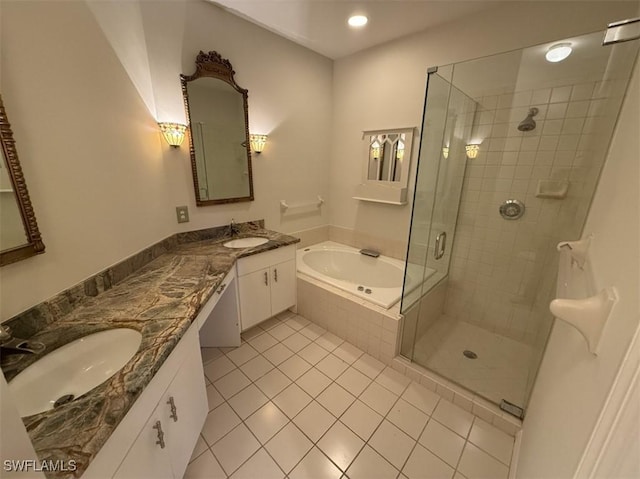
[0,95,45,266]
[180,51,255,205]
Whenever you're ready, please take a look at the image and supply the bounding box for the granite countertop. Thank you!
[2,224,299,478]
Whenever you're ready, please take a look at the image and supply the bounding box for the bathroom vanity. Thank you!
[1,222,299,479]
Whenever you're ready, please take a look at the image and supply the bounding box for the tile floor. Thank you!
[186,312,515,479]
[414,316,533,407]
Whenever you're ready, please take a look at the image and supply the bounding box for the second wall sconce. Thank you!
[250,134,268,154]
[465,144,480,159]
[159,123,187,148]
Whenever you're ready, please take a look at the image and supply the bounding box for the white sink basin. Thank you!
[223,237,269,249]
[8,328,142,417]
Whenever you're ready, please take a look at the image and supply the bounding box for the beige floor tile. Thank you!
[317,355,349,381]
[352,354,385,379]
[282,332,312,352]
[226,343,259,366]
[296,368,332,397]
[279,354,312,381]
[248,331,278,352]
[204,355,237,383]
[317,383,356,417]
[432,400,475,438]
[227,384,269,419]
[340,400,383,441]
[457,443,509,479]
[386,398,429,440]
[333,341,364,364]
[335,367,372,397]
[419,419,465,468]
[317,422,365,472]
[346,445,399,479]
[316,332,344,352]
[255,368,292,398]
[240,355,274,381]
[189,434,208,464]
[211,424,260,475]
[468,418,514,465]
[401,382,440,415]
[376,367,412,395]
[201,347,224,365]
[368,420,416,470]
[273,383,312,418]
[403,444,455,479]
[184,449,226,479]
[298,342,331,364]
[269,323,297,341]
[214,369,251,399]
[265,423,313,473]
[229,449,284,479]
[206,384,224,411]
[293,401,336,442]
[201,403,241,446]
[245,402,289,444]
[289,447,342,479]
[300,323,327,341]
[263,343,295,366]
[360,382,398,416]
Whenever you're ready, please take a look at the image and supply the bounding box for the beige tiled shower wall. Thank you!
[445,79,629,345]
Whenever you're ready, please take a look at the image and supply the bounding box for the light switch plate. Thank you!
[176,206,189,223]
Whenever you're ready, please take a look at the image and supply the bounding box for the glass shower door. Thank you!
[400,68,476,359]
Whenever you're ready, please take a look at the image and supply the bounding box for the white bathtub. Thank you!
[296,241,423,309]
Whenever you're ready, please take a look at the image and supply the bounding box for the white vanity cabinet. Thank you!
[237,245,296,331]
[84,323,207,479]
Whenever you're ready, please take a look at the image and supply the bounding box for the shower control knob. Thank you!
[499,199,525,220]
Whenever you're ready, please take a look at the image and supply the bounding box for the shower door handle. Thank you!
[434,232,447,260]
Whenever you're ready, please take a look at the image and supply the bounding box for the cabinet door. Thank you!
[270,259,296,315]
[113,404,173,479]
[164,347,208,479]
[238,268,272,331]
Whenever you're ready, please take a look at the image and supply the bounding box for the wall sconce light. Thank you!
[465,144,480,159]
[250,134,268,154]
[442,146,449,159]
[159,123,187,148]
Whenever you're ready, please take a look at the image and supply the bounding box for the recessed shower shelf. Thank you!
[550,235,618,355]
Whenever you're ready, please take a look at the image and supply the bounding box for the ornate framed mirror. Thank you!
[0,95,45,266]
[181,51,254,205]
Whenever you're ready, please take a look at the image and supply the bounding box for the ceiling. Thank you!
[209,0,503,59]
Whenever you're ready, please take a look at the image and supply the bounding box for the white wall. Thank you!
[517,58,640,478]
[329,2,637,247]
[0,0,332,321]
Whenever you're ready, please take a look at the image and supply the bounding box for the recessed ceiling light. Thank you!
[348,15,368,27]
[545,43,572,63]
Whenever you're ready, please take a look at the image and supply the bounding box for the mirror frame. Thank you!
[0,95,45,266]
[180,51,254,206]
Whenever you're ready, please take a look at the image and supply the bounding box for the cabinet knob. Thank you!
[167,396,178,422]
[264,271,268,286]
[274,268,278,282]
[153,420,166,449]
[217,283,226,294]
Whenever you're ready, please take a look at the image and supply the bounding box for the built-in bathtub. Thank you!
[297,241,407,309]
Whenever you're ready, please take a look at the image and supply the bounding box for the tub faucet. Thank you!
[0,325,45,355]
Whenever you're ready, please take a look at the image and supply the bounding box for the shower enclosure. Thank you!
[400,28,639,415]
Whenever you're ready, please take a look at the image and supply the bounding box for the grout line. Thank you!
[196,312,515,479]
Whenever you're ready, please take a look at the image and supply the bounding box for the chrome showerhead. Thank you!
[518,107,539,132]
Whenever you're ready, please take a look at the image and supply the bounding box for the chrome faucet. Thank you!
[0,325,45,356]
[228,218,240,236]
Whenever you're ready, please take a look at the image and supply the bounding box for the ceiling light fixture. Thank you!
[348,15,368,27]
[545,43,572,63]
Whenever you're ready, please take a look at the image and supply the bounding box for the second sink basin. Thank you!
[223,237,269,248]
[8,328,142,417]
